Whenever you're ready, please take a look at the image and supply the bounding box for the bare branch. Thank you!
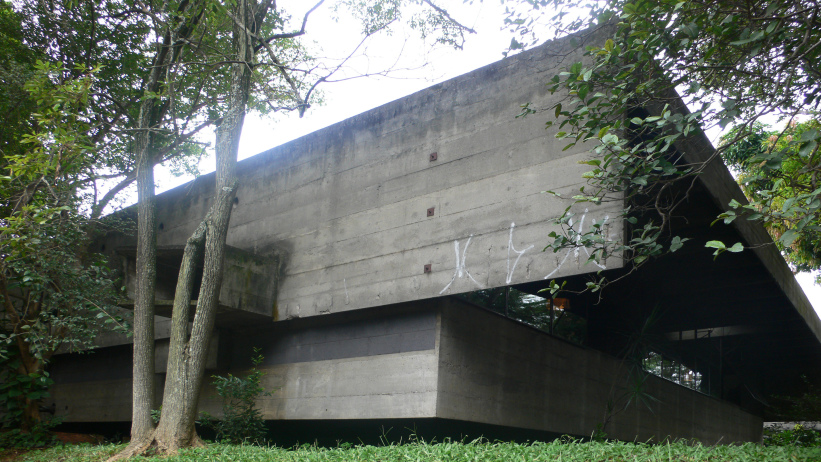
[255,0,326,50]
[421,0,476,35]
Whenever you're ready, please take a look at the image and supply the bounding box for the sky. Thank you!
[152,0,821,320]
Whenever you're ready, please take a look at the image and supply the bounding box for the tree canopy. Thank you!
[0,60,126,439]
[722,120,821,282]
[2,0,482,453]
[505,0,821,289]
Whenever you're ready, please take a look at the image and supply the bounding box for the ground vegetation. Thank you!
[5,439,821,462]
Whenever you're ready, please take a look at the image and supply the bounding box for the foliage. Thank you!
[0,61,126,434]
[764,424,821,448]
[0,351,53,427]
[0,1,38,160]
[11,439,821,462]
[721,120,821,282]
[0,418,60,449]
[14,0,258,217]
[504,0,821,291]
[768,376,821,422]
[200,348,271,445]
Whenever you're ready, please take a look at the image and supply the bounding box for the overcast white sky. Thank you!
[152,0,821,319]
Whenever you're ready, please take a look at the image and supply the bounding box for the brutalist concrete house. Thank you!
[48,29,821,444]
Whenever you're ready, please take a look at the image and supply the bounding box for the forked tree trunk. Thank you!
[153,0,259,449]
[110,1,265,457]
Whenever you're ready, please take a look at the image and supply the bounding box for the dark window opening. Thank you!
[455,287,587,345]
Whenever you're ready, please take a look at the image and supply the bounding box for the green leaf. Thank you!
[669,236,687,252]
[602,133,618,144]
[799,140,818,157]
[705,240,726,250]
[800,129,819,142]
[727,242,744,253]
[781,229,799,247]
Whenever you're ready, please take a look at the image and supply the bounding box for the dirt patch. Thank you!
[53,432,105,445]
[0,448,34,462]
[0,433,105,461]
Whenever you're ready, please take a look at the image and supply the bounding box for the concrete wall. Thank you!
[223,306,440,420]
[436,300,762,443]
[50,300,761,443]
[50,305,441,423]
[137,30,621,323]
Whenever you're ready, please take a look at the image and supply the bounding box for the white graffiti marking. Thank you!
[440,235,484,294]
[544,209,608,279]
[343,278,350,305]
[506,222,534,284]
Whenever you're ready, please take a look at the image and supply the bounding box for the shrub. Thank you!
[201,348,270,445]
[764,424,821,448]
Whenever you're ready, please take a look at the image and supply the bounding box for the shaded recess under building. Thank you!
[48,26,821,444]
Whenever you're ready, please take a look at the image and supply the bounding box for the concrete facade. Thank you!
[131,28,622,320]
[436,301,761,443]
[49,27,821,443]
[50,299,761,443]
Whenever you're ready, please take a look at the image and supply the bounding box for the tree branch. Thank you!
[421,0,476,35]
[255,0,326,51]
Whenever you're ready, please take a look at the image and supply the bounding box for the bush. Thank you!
[764,424,821,448]
[200,348,270,445]
[0,418,60,448]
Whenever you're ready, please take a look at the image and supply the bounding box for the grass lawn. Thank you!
[3,439,821,462]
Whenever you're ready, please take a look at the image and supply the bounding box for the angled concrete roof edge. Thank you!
[661,88,821,345]
[152,25,618,211]
[242,24,615,170]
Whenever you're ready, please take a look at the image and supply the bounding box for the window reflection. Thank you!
[455,287,587,345]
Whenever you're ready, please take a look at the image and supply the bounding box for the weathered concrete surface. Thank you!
[51,305,442,423]
[436,300,762,443]
[115,245,278,318]
[247,351,439,420]
[130,29,622,322]
[52,26,814,441]
[50,301,761,443]
[654,91,821,348]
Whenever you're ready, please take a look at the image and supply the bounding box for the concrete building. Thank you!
[48,28,821,444]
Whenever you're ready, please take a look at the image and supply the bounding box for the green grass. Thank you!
[11,439,821,462]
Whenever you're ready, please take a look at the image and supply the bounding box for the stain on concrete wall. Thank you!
[138,33,623,321]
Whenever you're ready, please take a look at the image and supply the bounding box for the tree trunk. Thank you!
[126,115,159,452]
[117,36,170,459]
[153,0,260,451]
[15,346,42,433]
[110,3,208,458]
